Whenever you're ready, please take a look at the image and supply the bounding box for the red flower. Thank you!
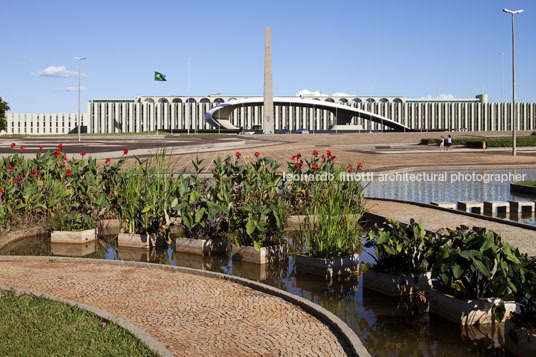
[341,217,347,224]
[19,147,25,153]
[326,150,332,156]
[348,166,353,172]
[105,158,111,164]
[81,152,86,157]
[291,155,297,161]
[312,163,318,169]
[6,165,13,170]
[357,162,363,170]
[58,143,63,149]
[10,143,15,148]
[295,162,303,169]
[123,148,128,155]
[63,155,68,162]
[254,152,260,157]
[297,152,302,157]
[55,149,61,157]
[66,169,72,176]
[312,150,319,157]
[321,154,326,163]
[329,155,336,161]
[0,189,3,195]
[235,152,242,158]
[39,146,43,151]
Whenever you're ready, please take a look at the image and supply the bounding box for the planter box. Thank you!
[51,242,96,257]
[175,237,228,256]
[505,319,536,356]
[363,270,432,296]
[231,244,288,265]
[117,233,167,249]
[429,289,517,325]
[295,253,359,278]
[51,229,97,244]
[98,219,123,236]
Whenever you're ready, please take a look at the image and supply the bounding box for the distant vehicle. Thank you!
[276,129,290,134]
[262,130,273,135]
[295,128,309,134]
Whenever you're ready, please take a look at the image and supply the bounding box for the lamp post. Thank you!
[74,57,86,142]
[187,56,190,135]
[503,8,523,157]
[499,52,504,102]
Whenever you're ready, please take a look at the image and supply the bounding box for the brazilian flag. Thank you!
[155,72,167,81]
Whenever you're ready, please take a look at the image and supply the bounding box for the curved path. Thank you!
[0,257,353,357]
[366,199,536,256]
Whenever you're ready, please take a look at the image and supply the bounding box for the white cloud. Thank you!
[421,93,455,99]
[63,86,86,92]
[297,89,358,97]
[37,65,85,78]
[332,92,356,97]
[296,89,328,97]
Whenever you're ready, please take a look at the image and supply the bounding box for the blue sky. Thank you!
[2,0,535,113]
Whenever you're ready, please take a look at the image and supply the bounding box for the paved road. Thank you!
[0,258,351,357]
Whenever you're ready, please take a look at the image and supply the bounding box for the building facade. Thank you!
[6,94,536,134]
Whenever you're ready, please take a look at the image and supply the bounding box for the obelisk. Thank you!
[263,26,274,133]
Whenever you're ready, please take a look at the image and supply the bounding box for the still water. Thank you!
[364,168,536,226]
[0,235,517,357]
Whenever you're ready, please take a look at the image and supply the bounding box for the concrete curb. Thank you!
[0,285,173,357]
[511,183,536,195]
[0,255,370,357]
[0,227,49,251]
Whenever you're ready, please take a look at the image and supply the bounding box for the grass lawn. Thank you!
[0,291,158,357]
[514,180,536,187]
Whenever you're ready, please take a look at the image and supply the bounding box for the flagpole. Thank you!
[187,56,190,136]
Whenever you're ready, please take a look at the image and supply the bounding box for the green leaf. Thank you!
[472,258,491,278]
[246,218,257,235]
[492,303,506,322]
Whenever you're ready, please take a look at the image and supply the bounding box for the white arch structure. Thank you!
[205,97,411,131]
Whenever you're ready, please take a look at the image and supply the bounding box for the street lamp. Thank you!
[74,57,86,142]
[503,8,524,156]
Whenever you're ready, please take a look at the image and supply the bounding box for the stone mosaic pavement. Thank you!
[367,199,536,256]
[0,258,351,357]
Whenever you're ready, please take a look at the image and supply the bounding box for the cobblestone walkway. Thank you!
[367,199,536,256]
[0,258,351,356]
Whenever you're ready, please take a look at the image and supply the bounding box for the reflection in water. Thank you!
[0,235,517,356]
[364,169,536,226]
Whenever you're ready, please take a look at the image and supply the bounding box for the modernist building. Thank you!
[6,94,536,135]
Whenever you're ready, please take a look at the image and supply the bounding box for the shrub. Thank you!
[362,219,431,275]
[511,256,536,332]
[299,167,365,258]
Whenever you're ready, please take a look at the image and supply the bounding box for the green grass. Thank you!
[420,135,536,148]
[514,180,536,187]
[0,291,158,357]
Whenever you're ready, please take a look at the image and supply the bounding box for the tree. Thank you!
[0,97,9,132]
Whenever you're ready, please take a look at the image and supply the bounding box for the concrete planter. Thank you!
[175,237,228,256]
[117,233,167,249]
[231,244,288,265]
[429,289,517,325]
[295,253,359,278]
[98,219,124,236]
[51,242,96,257]
[51,229,97,244]
[505,320,536,356]
[363,270,432,296]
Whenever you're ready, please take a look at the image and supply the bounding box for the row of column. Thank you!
[6,113,84,135]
